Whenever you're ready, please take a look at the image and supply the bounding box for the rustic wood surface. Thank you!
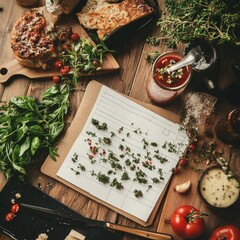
[0,1,240,240]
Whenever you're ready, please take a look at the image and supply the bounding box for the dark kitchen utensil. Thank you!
[20,203,172,240]
[0,177,172,240]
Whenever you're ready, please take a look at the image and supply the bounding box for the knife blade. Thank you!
[20,203,172,240]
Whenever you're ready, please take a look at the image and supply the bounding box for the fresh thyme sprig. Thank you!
[157,0,240,47]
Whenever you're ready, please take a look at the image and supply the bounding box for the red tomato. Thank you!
[11,203,20,214]
[52,75,60,83]
[63,44,71,51]
[188,143,196,152]
[70,33,80,41]
[209,225,240,240]
[172,167,179,174]
[6,212,15,222]
[179,157,187,167]
[54,60,63,69]
[170,205,207,239]
[60,66,70,76]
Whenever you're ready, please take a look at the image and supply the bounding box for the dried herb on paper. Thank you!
[157,0,240,47]
[0,84,71,179]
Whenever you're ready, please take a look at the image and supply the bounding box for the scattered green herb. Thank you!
[121,171,130,181]
[96,172,110,184]
[110,178,124,190]
[91,118,108,130]
[144,51,160,63]
[134,189,143,198]
[145,36,160,46]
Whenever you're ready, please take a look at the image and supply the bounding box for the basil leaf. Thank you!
[48,122,64,142]
[15,125,28,142]
[30,136,41,155]
[28,125,44,135]
[19,136,31,157]
[12,144,21,162]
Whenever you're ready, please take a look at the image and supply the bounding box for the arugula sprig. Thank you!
[59,38,113,86]
[0,84,70,179]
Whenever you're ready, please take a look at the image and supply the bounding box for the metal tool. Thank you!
[20,203,172,240]
[167,46,202,74]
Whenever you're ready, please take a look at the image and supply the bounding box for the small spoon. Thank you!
[167,46,202,74]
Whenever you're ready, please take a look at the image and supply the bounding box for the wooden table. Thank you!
[0,1,239,240]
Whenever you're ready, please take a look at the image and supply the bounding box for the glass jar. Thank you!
[215,109,240,144]
[146,52,192,105]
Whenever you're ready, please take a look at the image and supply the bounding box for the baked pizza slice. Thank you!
[10,6,63,70]
[77,0,154,41]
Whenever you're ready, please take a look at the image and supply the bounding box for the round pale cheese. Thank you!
[199,166,239,208]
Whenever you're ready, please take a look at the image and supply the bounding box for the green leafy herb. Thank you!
[0,84,71,179]
[59,38,113,86]
[91,118,108,130]
[134,189,143,198]
[157,0,240,47]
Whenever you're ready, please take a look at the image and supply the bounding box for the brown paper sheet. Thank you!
[41,80,180,226]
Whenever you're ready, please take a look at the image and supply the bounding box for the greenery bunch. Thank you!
[0,35,112,179]
[0,84,70,179]
[157,0,240,47]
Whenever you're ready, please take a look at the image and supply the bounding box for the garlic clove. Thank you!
[174,180,191,193]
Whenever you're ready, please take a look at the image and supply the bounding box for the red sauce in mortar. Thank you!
[153,54,191,89]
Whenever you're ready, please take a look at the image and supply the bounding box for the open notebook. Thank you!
[41,81,189,226]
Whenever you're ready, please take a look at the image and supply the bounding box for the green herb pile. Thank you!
[157,0,240,47]
[0,35,112,179]
[59,38,112,86]
[0,84,70,179]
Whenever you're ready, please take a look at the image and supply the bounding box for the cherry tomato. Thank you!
[170,205,207,239]
[179,157,187,167]
[54,60,63,69]
[11,203,20,214]
[172,167,179,174]
[52,75,60,83]
[188,143,196,152]
[70,33,80,42]
[6,212,15,222]
[63,44,71,51]
[209,225,240,240]
[60,66,70,76]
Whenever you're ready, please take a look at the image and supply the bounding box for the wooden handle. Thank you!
[0,59,55,83]
[106,222,172,240]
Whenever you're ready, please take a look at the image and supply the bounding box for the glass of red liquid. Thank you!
[146,52,192,105]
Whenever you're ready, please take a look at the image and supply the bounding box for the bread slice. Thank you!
[10,6,60,70]
[77,0,154,40]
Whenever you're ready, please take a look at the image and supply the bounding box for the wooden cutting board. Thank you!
[0,14,119,84]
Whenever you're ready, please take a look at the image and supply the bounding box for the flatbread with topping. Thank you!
[10,7,61,70]
[77,0,154,40]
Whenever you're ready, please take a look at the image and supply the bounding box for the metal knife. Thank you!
[20,203,172,240]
